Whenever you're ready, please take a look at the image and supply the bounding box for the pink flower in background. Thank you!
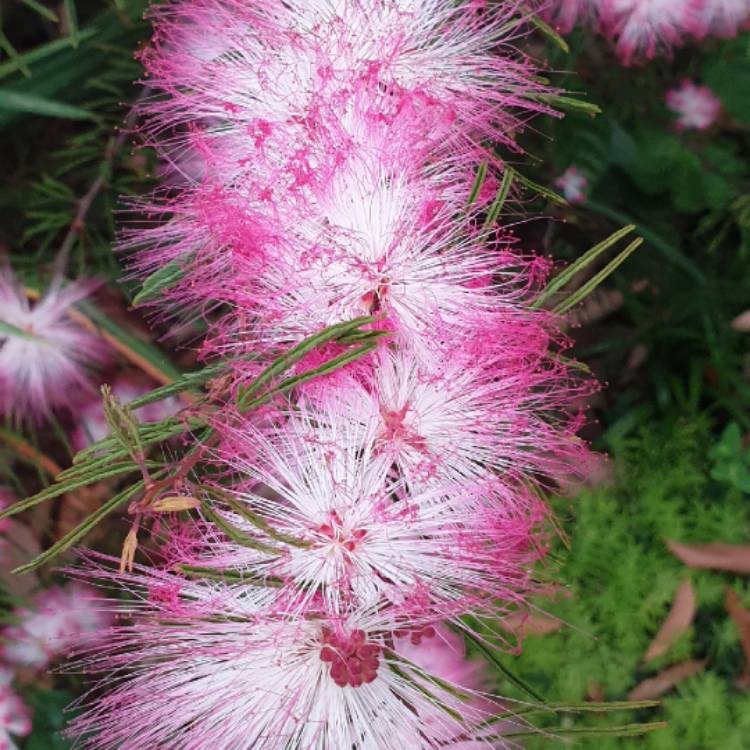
[71,376,182,451]
[666,80,722,129]
[1,584,111,669]
[555,166,589,204]
[544,0,602,33]
[697,0,750,36]
[603,0,702,64]
[0,668,31,750]
[0,269,107,423]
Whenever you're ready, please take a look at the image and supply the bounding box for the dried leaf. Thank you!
[119,527,138,574]
[644,578,697,662]
[628,660,707,701]
[152,495,201,513]
[724,588,750,688]
[667,540,750,574]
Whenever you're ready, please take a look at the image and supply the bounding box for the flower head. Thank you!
[0,269,107,422]
[1,584,112,669]
[555,166,589,205]
[0,668,31,750]
[666,80,722,130]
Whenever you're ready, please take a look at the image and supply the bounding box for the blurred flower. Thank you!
[0,269,107,423]
[0,668,31,750]
[1,584,112,670]
[555,166,589,204]
[666,80,722,130]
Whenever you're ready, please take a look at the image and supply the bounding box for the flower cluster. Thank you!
[544,0,750,63]
[67,1,592,747]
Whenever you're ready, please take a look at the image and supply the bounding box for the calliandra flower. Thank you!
[189,406,546,623]
[66,558,507,750]
[555,165,589,205]
[71,375,182,452]
[666,80,722,130]
[123,0,557,343]
[0,268,107,422]
[0,668,31,750]
[1,584,111,669]
[697,0,750,36]
[543,0,602,33]
[603,0,703,64]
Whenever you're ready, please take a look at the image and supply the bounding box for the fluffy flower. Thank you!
[544,0,602,33]
[1,584,112,669]
[0,668,31,750]
[665,80,722,129]
[555,166,589,204]
[187,404,546,623]
[697,0,750,36]
[67,561,505,750]
[0,269,107,422]
[603,0,703,64]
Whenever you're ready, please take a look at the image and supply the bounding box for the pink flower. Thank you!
[1,584,112,669]
[666,80,722,130]
[697,0,750,36]
[544,0,602,34]
[71,376,182,452]
[555,166,589,204]
[0,668,31,750]
[67,563,499,750]
[603,0,703,64]
[0,269,107,422]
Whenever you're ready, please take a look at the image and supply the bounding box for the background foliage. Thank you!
[0,1,749,746]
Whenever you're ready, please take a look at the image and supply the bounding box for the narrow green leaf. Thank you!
[20,0,60,22]
[532,225,636,309]
[132,260,186,306]
[554,237,643,315]
[527,12,570,53]
[12,480,147,574]
[204,486,310,549]
[463,630,546,703]
[527,92,601,116]
[236,316,378,408]
[513,170,567,206]
[126,363,223,409]
[490,699,660,720]
[240,343,377,413]
[180,564,283,587]
[467,161,488,207]
[0,32,31,78]
[0,461,154,521]
[501,722,668,740]
[202,505,283,556]
[0,319,41,342]
[0,89,95,120]
[0,30,97,80]
[482,168,515,230]
[63,0,80,48]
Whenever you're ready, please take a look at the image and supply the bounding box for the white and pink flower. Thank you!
[666,80,722,130]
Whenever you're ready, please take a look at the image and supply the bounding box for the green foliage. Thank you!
[505,418,750,748]
[24,690,75,750]
[709,422,750,493]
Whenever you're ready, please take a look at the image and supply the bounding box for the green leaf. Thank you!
[513,170,567,206]
[0,30,96,80]
[482,168,515,230]
[532,225,636,309]
[500,721,668,740]
[463,630,546,703]
[13,480,149,574]
[466,161,488,206]
[527,92,601,116]
[180,564,283,587]
[19,0,60,22]
[201,504,283,556]
[0,319,42,341]
[554,237,643,315]
[0,31,31,78]
[132,260,187,306]
[63,0,80,48]
[0,89,96,120]
[527,11,569,53]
